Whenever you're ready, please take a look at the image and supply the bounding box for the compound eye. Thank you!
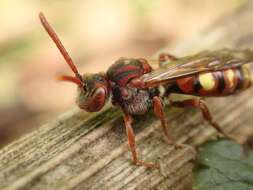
[85,87,107,112]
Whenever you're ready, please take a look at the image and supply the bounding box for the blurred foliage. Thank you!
[0,35,37,65]
[130,0,159,17]
[193,139,253,190]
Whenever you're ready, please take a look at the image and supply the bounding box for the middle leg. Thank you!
[152,96,173,143]
[152,96,195,151]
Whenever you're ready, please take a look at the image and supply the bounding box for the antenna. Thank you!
[39,12,83,82]
[57,75,83,86]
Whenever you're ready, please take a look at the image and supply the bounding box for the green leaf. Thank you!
[193,139,253,190]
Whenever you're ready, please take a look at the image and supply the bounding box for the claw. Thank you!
[164,137,197,154]
[134,160,159,169]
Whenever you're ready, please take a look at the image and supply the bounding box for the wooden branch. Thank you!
[1,3,253,190]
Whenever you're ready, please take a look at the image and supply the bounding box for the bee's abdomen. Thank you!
[168,65,252,96]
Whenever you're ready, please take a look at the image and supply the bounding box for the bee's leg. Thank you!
[153,96,196,154]
[158,53,178,66]
[159,53,178,62]
[169,98,232,139]
[123,113,159,168]
[152,96,195,151]
[152,96,173,142]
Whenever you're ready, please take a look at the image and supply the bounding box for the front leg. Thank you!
[123,112,158,168]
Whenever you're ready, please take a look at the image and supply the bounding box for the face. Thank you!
[76,73,109,112]
[39,13,110,112]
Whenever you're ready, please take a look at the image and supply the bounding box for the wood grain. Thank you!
[1,2,253,190]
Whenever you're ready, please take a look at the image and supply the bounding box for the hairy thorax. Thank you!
[111,85,151,115]
[106,58,154,115]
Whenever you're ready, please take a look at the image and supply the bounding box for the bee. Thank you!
[39,12,253,168]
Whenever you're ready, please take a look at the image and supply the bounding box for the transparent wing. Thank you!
[142,49,253,87]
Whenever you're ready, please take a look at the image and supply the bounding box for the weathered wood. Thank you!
[1,2,253,190]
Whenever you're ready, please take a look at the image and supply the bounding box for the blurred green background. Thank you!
[0,0,246,147]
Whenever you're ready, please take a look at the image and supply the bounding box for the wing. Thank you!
[142,49,253,87]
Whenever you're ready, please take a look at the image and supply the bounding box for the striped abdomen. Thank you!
[167,65,252,96]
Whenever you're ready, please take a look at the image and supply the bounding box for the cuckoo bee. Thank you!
[39,12,253,168]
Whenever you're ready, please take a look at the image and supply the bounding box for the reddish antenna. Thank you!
[39,12,83,83]
[57,75,83,86]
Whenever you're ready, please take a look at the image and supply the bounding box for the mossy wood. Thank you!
[1,2,253,190]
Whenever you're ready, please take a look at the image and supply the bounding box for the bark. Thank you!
[1,2,253,190]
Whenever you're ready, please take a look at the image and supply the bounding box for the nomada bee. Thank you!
[39,12,253,168]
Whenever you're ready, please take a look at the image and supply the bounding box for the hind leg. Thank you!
[169,98,232,139]
[158,53,178,67]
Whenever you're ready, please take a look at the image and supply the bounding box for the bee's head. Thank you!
[75,73,109,112]
[39,12,109,112]
[58,73,109,112]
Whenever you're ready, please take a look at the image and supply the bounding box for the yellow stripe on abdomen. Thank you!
[241,64,252,89]
[199,72,216,91]
[224,69,235,88]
